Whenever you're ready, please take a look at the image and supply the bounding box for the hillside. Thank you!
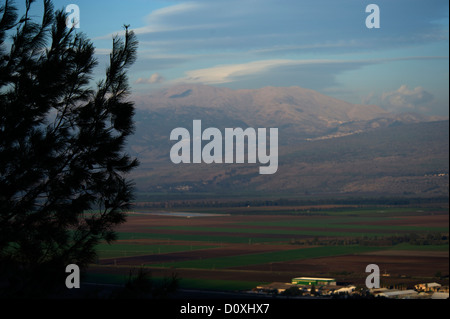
[132,84,436,142]
[127,85,449,199]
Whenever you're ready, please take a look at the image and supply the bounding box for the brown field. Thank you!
[89,209,449,290]
[118,212,449,235]
[350,214,449,228]
[118,213,308,229]
[88,265,305,285]
[138,228,312,239]
[231,254,448,278]
[363,250,449,258]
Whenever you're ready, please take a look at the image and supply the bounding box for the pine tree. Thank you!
[0,0,139,297]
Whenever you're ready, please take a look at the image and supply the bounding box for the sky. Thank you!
[16,0,450,116]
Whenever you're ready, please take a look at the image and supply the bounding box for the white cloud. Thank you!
[95,3,205,40]
[134,2,213,35]
[381,85,434,113]
[135,73,165,85]
[176,57,446,86]
[147,2,201,21]
[177,59,343,85]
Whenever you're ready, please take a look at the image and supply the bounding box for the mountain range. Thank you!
[127,84,449,199]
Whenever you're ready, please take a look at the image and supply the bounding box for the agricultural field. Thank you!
[86,207,449,291]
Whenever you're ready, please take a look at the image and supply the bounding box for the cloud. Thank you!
[147,2,200,21]
[93,0,448,117]
[177,59,367,85]
[381,85,435,113]
[135,73,165,85]
[173,57,445,90]
[125,0,448,55]
[180,60,295,84]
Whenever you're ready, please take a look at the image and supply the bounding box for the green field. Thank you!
[87,206,448,292]
[148,225,394,238]
[235,216,441,230]
[96,243,216,259]
[388,243,449,251]
[148,219,448,239]
[177,278,264,291]
[116,232,285,244]
[153,246,384,269]
[84,273,262,292]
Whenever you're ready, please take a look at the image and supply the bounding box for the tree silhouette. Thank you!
[0,0,138,297]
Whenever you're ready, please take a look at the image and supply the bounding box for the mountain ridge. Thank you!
[128,84,449,198]
[132,84,441,138]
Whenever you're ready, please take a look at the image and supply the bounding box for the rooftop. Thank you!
[292,277,336,281]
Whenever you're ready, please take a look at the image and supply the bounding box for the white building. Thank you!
[256,282,295,294]
[333,286,356,295]
[378,290,418,299]
[431,292,449,299]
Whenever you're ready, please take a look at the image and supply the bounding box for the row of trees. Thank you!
[289,233,449,247]
[135,197,449,209]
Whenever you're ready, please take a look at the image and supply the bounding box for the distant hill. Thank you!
[133,84,439,142]
[127,84,449,199]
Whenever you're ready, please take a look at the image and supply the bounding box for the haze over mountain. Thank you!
[133,84,440,140]
[128,84,449,199]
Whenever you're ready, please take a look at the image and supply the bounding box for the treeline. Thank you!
[289,233,449,247]
[134,196,449,210]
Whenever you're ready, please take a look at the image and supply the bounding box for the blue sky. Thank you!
[20,0,450,116]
